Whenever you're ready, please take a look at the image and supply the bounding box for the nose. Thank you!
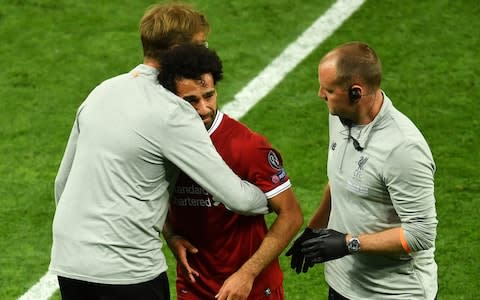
[195,98,210,115]
[318,87,326,100]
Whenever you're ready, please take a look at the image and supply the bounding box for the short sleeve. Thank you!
[241,134,291,199]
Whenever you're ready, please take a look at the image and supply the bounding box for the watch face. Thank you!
[348,237,360,253]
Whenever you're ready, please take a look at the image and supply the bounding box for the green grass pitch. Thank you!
[0,0,478,299]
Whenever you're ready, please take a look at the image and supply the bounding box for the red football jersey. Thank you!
[170,112,291,300]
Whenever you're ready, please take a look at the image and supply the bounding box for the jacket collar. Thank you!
[344,91,392,150]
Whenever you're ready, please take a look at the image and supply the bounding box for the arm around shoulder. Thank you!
[161,105,269,214]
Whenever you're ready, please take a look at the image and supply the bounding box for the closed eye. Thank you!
[203,91,215,99]
[183,95,199,104]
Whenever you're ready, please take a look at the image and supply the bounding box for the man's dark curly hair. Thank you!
[157,44,223,94]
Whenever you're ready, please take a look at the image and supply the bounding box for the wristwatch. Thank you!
[347,236,361,253]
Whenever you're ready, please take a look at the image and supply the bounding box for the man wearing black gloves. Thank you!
[285,42,438,300]
[286,228,351,273]
[301,229,351,264]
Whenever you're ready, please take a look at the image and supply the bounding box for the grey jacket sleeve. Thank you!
[54,116,81,205]
[385,141,438,252]
[151,101,269,215]
[160,102,269,215]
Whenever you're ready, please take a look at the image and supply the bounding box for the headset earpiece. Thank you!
[348,87,361,103]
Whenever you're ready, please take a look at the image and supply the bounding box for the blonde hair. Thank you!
[139,3,210,58]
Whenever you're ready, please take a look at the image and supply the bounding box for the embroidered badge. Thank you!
[271,168,287,184]
[268,150,287,184]
[331,142,337,151]
[267,150,282,170]
[353,156,369,179]
[271,175,280,184]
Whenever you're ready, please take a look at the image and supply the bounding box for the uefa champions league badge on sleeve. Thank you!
[270,168,286,184]
[267,150,282,170]
[268,150,287,184]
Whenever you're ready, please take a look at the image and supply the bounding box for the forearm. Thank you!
[179,154,268,214]
[348,227,407,254]
[162,217,175,242]
[241,215,302,277]
[197,157,269,214]
[239,189,303,277]
[165,114,268,214]
[385,141,438,252]
[308,183,331,229]
[162,213,183,246]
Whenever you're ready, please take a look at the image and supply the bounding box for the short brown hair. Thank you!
[139,3,210,58]
[328,42,382,91]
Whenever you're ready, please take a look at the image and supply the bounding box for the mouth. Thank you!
[201,116,214,129]
[201,113,214,121]
[201,116,213,127]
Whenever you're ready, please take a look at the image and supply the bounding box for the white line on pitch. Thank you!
[222,0,366,119]
[17,272,58,300]
[18,0,365,299]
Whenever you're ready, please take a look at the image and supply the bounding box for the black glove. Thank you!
[285,227,318,273]
[301,229,349,263]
